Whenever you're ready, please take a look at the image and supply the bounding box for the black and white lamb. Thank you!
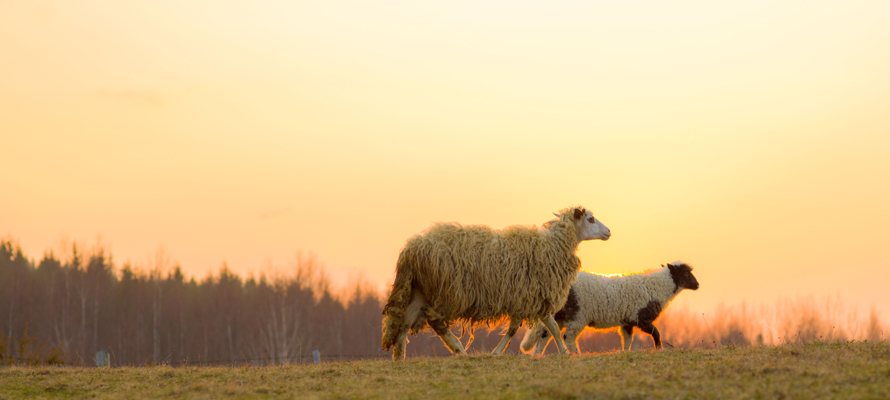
[520,261,699,354]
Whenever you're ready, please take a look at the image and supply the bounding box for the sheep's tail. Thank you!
[520,320,543,353]
[381,250,415,350]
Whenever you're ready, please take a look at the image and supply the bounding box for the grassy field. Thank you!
[2,341,889,399]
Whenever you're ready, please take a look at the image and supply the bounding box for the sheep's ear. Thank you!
[573,208,584,220]
[553,212,560,218]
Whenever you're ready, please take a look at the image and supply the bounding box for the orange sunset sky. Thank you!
[2,1,889,321]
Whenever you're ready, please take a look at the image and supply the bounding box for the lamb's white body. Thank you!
[521,262,699,354]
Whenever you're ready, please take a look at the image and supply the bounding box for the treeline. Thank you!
[0,239,384,366]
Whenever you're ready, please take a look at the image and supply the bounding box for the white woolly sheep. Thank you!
[520,261,699,354]
[381,206,611,360]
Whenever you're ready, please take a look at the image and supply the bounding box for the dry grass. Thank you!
[657,296,887,349]
[2,341,889,399]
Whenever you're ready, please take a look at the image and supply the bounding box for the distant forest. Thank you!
[0,239,391,366]
[1,238,885,366]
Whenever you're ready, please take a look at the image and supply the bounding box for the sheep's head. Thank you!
[665,261,699,291]
[565,206,611,242]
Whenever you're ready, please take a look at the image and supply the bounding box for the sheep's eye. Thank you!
[587,217,595,223]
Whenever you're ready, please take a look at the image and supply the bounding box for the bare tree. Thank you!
[150,247,171,364]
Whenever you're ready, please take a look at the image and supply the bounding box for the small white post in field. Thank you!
[96,350,110,367]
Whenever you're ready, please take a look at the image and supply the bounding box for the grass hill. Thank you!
[2,341,889,399]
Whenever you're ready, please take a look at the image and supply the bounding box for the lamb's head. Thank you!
[564,206,611,242]
[665,261,699,291]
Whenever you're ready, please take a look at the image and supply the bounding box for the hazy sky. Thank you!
[2,1,889,320]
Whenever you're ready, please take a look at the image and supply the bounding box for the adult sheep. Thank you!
[520,261,699,354]
[381,206,611,360]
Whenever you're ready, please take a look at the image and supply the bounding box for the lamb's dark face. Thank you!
[667,262,699,291]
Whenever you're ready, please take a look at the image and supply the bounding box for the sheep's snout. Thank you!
[583,217,611,241]
[597,226,611,241]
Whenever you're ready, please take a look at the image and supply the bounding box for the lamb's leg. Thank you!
[620,324,634,351]
[534,328,551,355]
[392,326,409,360]
[564,324,584,354]
[543,315,570,355]
[423,307,466,355]
[491,318,521,355]
[638,322,662,349]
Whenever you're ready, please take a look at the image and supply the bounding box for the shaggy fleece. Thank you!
[382,207,583,350]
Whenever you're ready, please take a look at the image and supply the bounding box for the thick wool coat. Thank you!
[381,208,582,350]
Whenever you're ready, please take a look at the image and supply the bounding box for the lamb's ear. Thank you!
[573,208,584,220]
[553,212,560,218]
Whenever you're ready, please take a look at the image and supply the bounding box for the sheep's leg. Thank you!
[638,322,662,349]
[423,307,466,355]
[534,328,551,355]
[563,325,584,354]
[435,328,466,355]
[520,321,542,354]
[392,326,409,360]
[620,325,634,351]
[543,315,570,355]
[491,318,522,355]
